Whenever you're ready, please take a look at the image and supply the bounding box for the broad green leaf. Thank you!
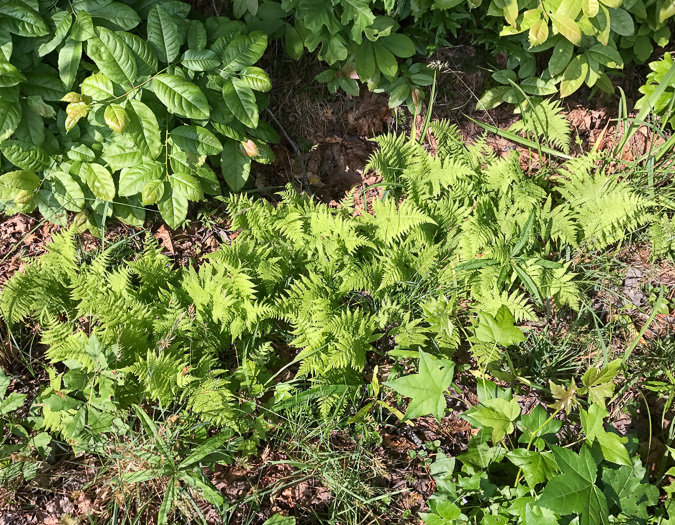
[101,140,143,170]
[0,29,12,61]
[380,33,416,58]
[81,73,114,101]
[157,188,189,229]
[50,170,85,211]
[142,179,165,205]
[0,1,49,37]
[579,359,620,408]
[67,144,96,162]
[188,20,207,50]
[177,470,225,507]
[152,74,210,119]
[503,0,520,26]
[557,0,582,19]
[21,74,66,101]
[147,5,180,64]
[104,103,129,133]
[582,0,599,17]
[355,41,376,80]
[507,449,558,486]
[85,163,116,201]
[560,55,589,97]
[222,32,268,73]
[119,161,162,196]
[170,172,203,201]
[528,19,549,47]
[65,101,88,132]
[125,99,162,159]
[181,49,220,71]
[580,404,631,466]
[475,306,525,347]
[0,170,40,193]
[538,445,609,525]
[285,24,303,60]
[171,125,223,156]
[517,405,562,448]
[383,349,454,422]
[117,31,159,76]
[608,7,634,36]
[549,39,574,76]
[550,13,582,45]
[58,40,82,90]
[601,457,659,518]
[476,86,511,110]
[114,196,145,227]
[0,59,25,87]
[221,141,250,191]
[38,11,72,55]
[15,102,44,146]
[221,77,258,128]
[70,10,95,41]
[520,77,557,95]
[87,28,137,87]
[470,397,521,442]
[0,141,50,171]
[373,42,398,78]
[0,97,22,142]
[586,45,623,69]
[239,66,272,92]
[89,2,141,31]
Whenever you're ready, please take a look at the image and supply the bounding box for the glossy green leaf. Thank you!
[153,74,210,119]
[147,5,180,64]
[104,103,129,133]
[85,162,116,201]
[507,449,558,486]
[239,66,272,92]
[50,170,85,211]
[81,73,114,101]
[0,96,22,142]
[221,141,251,191]
[221,77,258,128]
[550,13,582,45]
[181,49,220,71]
[475,306,525,347]
[222,32,268,73]
[89,2,141,31]
[38,11,72,55]
[471,397,521,442]
[285,24,303,60]
[58,40,82,90]
[560,55,589,97]
[549,39,574,76]
[170,172,203,201]
[86,27,137,87]
[70,10,96,41]
[141,179,165,205]
[119,161,162,196]
[608,7,634,36]
[0,1,49,37]
[125,99,162,160]
[117,31,159,76]
[171,125,223,155]
[0,140,50,172]
[157,188,189,229]
[0,59,25,87]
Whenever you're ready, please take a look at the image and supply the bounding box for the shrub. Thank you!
[0,0,277,232]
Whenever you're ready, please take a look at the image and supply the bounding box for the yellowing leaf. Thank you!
[65,101,88,132]
[528,19,549,47]
[560,55,588,97]
[104,103,129,133]
[550,13,582,45]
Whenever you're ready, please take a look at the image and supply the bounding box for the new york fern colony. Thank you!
[0,119,655,445]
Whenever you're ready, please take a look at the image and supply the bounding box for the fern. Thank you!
[509,99,571,153]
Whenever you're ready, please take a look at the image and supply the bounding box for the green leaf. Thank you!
[152,74,210,120]
[537,445,609,525]
[104,103,129,133]
[21,74,66,101]
[550,13,582,45]
[222,32,268,73]
[119,161,162,196]
[560,55,588,97]
[147,5,180,64]
[188,20,207,50]
[262,515,296,525]
[38,11,72,56]
[475,305,525,347]
[89,2,141,31]
[0,59,25,87]
[102,140,143,171]
[221,77,258,128]
[81,73,114,101]
[586,44,623,69]
[608,7,634,36]
[383,349,454,422]
[86,27,137,87]
[170,172,203,201]
[582,0,599,17]
[285,24,303,60]
[0,0,49,37]
[380,33,416,58]
[221,141,250,192]
[117,31,159,76]
[601,457,659,519]
[125,99,163,160]
[476,86,511,110]
[0,141,50,172]
[58,40,82,91]
[549,39,574,76]
[0,97,22,142]
[85,163,116,201]
[157,188,189,229]
[471,397,521,442]
[171,125,223,156]
[157,475,176,525]
[507,449,557,486]
[179,432,230,469]
[0,170,40,194]
[239,66,272,92]
[580,404,631,466]
[528,19,549,47]
[373,42,398,78]
[50,170,85,210]
[580,359,620,408]
[142,179,165,205]
[517,405,562,449]
[70,10,95,41]
[181,49,220,71]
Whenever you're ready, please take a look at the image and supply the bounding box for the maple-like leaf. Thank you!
[549,379,578,413]
[475,305,526,347]
[537,444,609,525]
[384,349,454,422]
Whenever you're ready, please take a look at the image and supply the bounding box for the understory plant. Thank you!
[0,0,276,232]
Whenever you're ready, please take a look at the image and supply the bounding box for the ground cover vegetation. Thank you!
[1,0,675,524]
